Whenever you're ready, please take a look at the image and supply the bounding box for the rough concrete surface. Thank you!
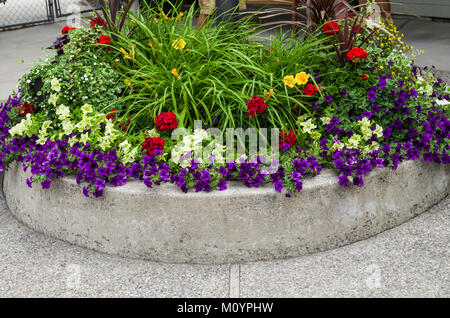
[240,197,450,297]
[3,160,449,264]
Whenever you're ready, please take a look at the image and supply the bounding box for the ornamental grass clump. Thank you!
[103,4,332,133]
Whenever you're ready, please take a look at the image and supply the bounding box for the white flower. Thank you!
[56,104,70,120]
[75,116,91,131]
[119,140,131,153]
[320,117,331,125]
[81,103,93,114]
[193,129,209,144]
[346,134,361,149]
[436,99,450,106]
[50,78,61,92]
[374,124,383,138]
[62,120,74,135]
[68,136,78,147]
[359,117,371,128]
[105,121,116,135]
[122,146,139,165]
[146,128,160,138]
[10,114,33,137]
[363,142,380,154]
[300,118,316,134]
[80,133,89,145]
[361,125,373,140]
[48,94,58,106]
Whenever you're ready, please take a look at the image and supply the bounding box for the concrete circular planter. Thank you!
[2,160,449,264]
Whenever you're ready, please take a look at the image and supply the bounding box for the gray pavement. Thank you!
[396,17,450,72]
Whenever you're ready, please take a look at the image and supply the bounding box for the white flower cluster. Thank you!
[171,129,225,167]
[118,140,140,165]
[330,117,383,154]
[9,114,33,137]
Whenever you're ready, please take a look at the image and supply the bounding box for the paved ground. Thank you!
[0,12,449,298]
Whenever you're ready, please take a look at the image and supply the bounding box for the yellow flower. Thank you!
[124,79,133,88]
[295,72,309,85]
[175,12,184,21]
[120,45,135,60]
[171,68,179,78]
[172,39,186,50]
[283,75,296,88]
[162,11,169,20]
[148,42,155,54]
[264,89,274,100]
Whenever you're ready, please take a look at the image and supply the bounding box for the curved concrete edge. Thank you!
[2,160,449,264]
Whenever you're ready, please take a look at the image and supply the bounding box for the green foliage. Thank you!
[19,27,124,119]
[103,5,332,133]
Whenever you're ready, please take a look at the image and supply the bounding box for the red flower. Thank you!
[61,25,75,35]
[98,35,111,45]
[118,119,130,132]
[322,21,339,36]
[302,83,319,96]
[90,17,106,28]
[245,96,268,117]
[346,47,368,62]
[155,112,178,131]
[17,102,34,116]
[361,74,368,80]
[279,129,296,149]
[141,137,165,156]
[92,35,111,50]
[106,109,117,119]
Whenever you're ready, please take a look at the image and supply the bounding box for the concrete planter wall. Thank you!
[3,160,449,264]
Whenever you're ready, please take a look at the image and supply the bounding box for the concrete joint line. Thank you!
[229,264,240,298]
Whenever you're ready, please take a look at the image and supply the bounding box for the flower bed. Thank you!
[0,2,449,199]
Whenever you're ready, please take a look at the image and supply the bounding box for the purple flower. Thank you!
[353,175,364,187]
[41,179,52,189]
[338,175,349,187]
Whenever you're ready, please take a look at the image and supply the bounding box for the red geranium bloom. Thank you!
[17,102,35,116]
[90,17,106,28]
[322,21,339,36]
[279,129,296,149]
[141,137,165,156]
[362,74,368,80]
[61,25,75,35]
[346,47,368,62]
[106,109,117,119]
[155,112,178,131]
[98,35,111,45]
[302,83,319,96]
[245,96,268,117]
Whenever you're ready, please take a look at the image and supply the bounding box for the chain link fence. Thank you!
[0,0,100,31]
[0,0,54,30]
